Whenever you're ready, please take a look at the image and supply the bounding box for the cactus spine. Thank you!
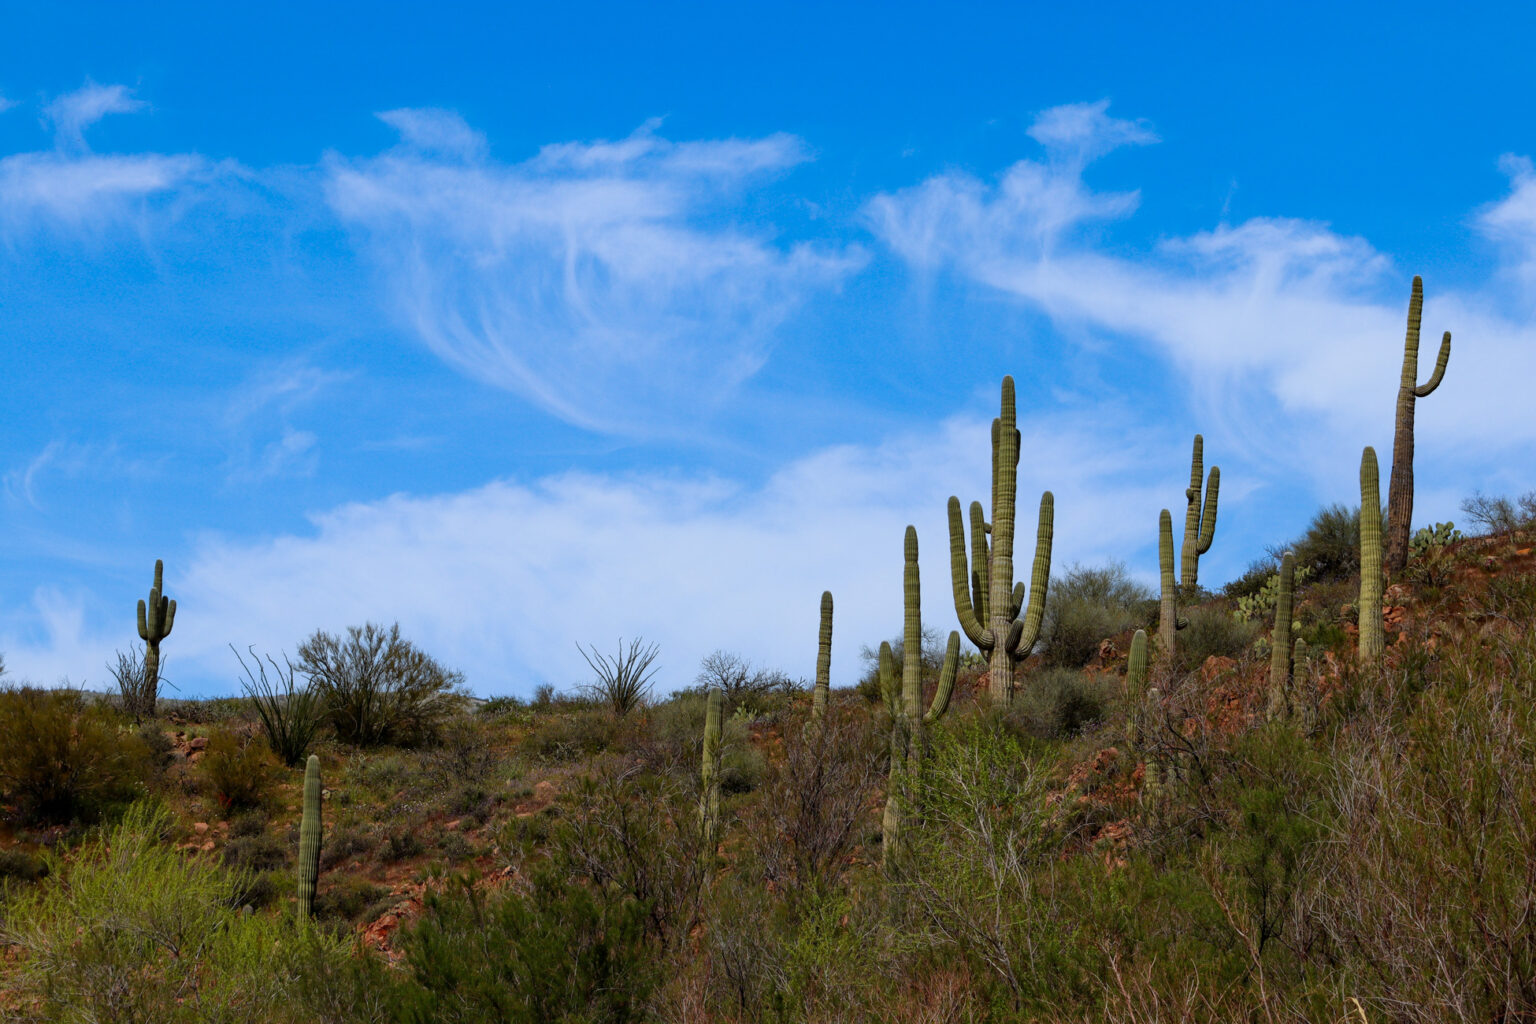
[1158,509,1189,653]
[1385,276,1452,574]
[136,559,176,716]
[297,754,322,920]
[948,376,1053,705]
[699,685,723,857]
[811,591,833,722]
[883,526,960,864]
[1359,447,1385,662]
[1267,552,1296,721]
[1180,435,1220,597]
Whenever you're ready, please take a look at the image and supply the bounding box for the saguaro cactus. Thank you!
[1158,510,1189,653]
[136,559,176,716]
[1267,552,1296,721]
[1359,447,1385,663]
[297,755,323,920]
[698,685,723,856]
[1385,276,1452,574]
[948,376,1054,705]
[883,526,960,864]
[1180,435,1220,597]
[1125,628,1148,749]
[811,591,833,723]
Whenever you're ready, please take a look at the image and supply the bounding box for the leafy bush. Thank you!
[577,637,660,716]
[1041,561,1154,668]
[235,645,324,766]
[313,874,391,924]
[0,686,149,825]
[200,728,278,814]
[298,622,465,746]
[522,707,623,763]
[694,650,798,713]
[1176,606,1258,670]
[367,868,657,1023]
[1010,667,1106,739]
[1271,502,1380,584]
[0,802,353,1023]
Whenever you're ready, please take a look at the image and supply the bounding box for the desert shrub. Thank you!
[1041,561,1154,668]
[0,802,353,1024]
[424,716,501,790]
[522,707,623,763]
[1273,502,1381,584]
[1176,606,1258,670]
[576,637,660,716]
[751,707,884,893]
[1460,489,1536,537]
[1010,667,1106,739]
[313,874,391,924]
[718,736,767,795]
[0,847,49,886]
[0,686,149,825]
[298,622,465,746]
[694,649,798,714]
[381,825,427,863]
[108,644,159,724]
[640,690,709,773]
[200,728,279,814]
[320,824,377,869]
[856,623,951,704]
[365,867,657,1024]
[1221,555,1282,601]
[235,646,324,766]
[223,831,287,874]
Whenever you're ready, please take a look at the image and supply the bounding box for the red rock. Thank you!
[188,736,209,751]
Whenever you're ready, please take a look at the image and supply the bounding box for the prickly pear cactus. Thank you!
[297,755,322,920]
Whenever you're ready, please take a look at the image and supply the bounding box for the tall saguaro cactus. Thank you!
[699,685,723,859]
[1267,552,1296,721]
[1385,276,1452,574]
[811,591,833,723]
[297,755,323,920]
[883,526,960,864]
[1158,510,1189,653]
[948,376,1054,705]
[1180,435,1220,597]
[136,559,176,716]
[1359,447,1385,663]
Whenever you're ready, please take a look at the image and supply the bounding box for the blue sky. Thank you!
[3,2,1534,696]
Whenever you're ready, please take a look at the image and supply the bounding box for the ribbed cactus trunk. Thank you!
[811,591,833,722]
[883,526,959,866]
[1157,510,1188,654]
[1180,435,1220,599]
[135,559,176,719]
[1360,447,1385,663]
[1385,276,1452,574]
[699,685,723,859]
[297,754,322,920]
[1267,552,1295,721]
[948,377,1053,706]
[1125,628,1148,750]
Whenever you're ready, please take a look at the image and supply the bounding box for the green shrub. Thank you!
[1176,606,1258,670]
[0,802,353,1023]
[0,847,49,885]
[313,874,391,924]
[522,707,622,763]
[0,686,149,825]
[298,622,465,746]
[200,728,279,815]
[1041,561,1154,668]
[235,646,325,767]
[1011,668,1107,739]
[367,868,657,1023]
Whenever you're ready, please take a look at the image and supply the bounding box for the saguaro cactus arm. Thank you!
[1158,510,1189,652]
[297,755,323,920]
[923,632,961,725]
[1360,447,1386,662]
[811,591,833,721]
[1386,276,1452,573]
[948,497,992,649]
[1008,493,1053,658]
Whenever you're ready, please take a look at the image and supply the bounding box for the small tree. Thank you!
[297,622,463,746]
[577,637,660,716]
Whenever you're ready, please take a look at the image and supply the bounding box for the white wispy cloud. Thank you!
[1478,154,1536,291]
[324,113,865,433]
[865,101,1536,485]
[44,82,145,151]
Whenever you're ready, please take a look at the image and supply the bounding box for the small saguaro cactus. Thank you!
[811,591,833,723]
[947,376,1054,706]
[297,755,323,920]
[1267,552,1296,722]
[136,559,176,715]
[1359,447,1385,663]
[1180,435,1220,598]
[1125,628,1148,749]
[698,685,724,858]
[1158,510,1189,653]
[1385,276,1452,574]
[882,526,961,865]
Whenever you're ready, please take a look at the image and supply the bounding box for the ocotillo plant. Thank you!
[811,591,833,723]
[947,376,1054,705]
[1158,510,1189,653]
[1180,435,1220,597]
[1267,552,1296,722]
[698,685,723,859]
[883,526,960,864]
[297,755,322,920]
[1385,276,1452,574]
[136,559,176,717]
[1360,447,1385,662]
